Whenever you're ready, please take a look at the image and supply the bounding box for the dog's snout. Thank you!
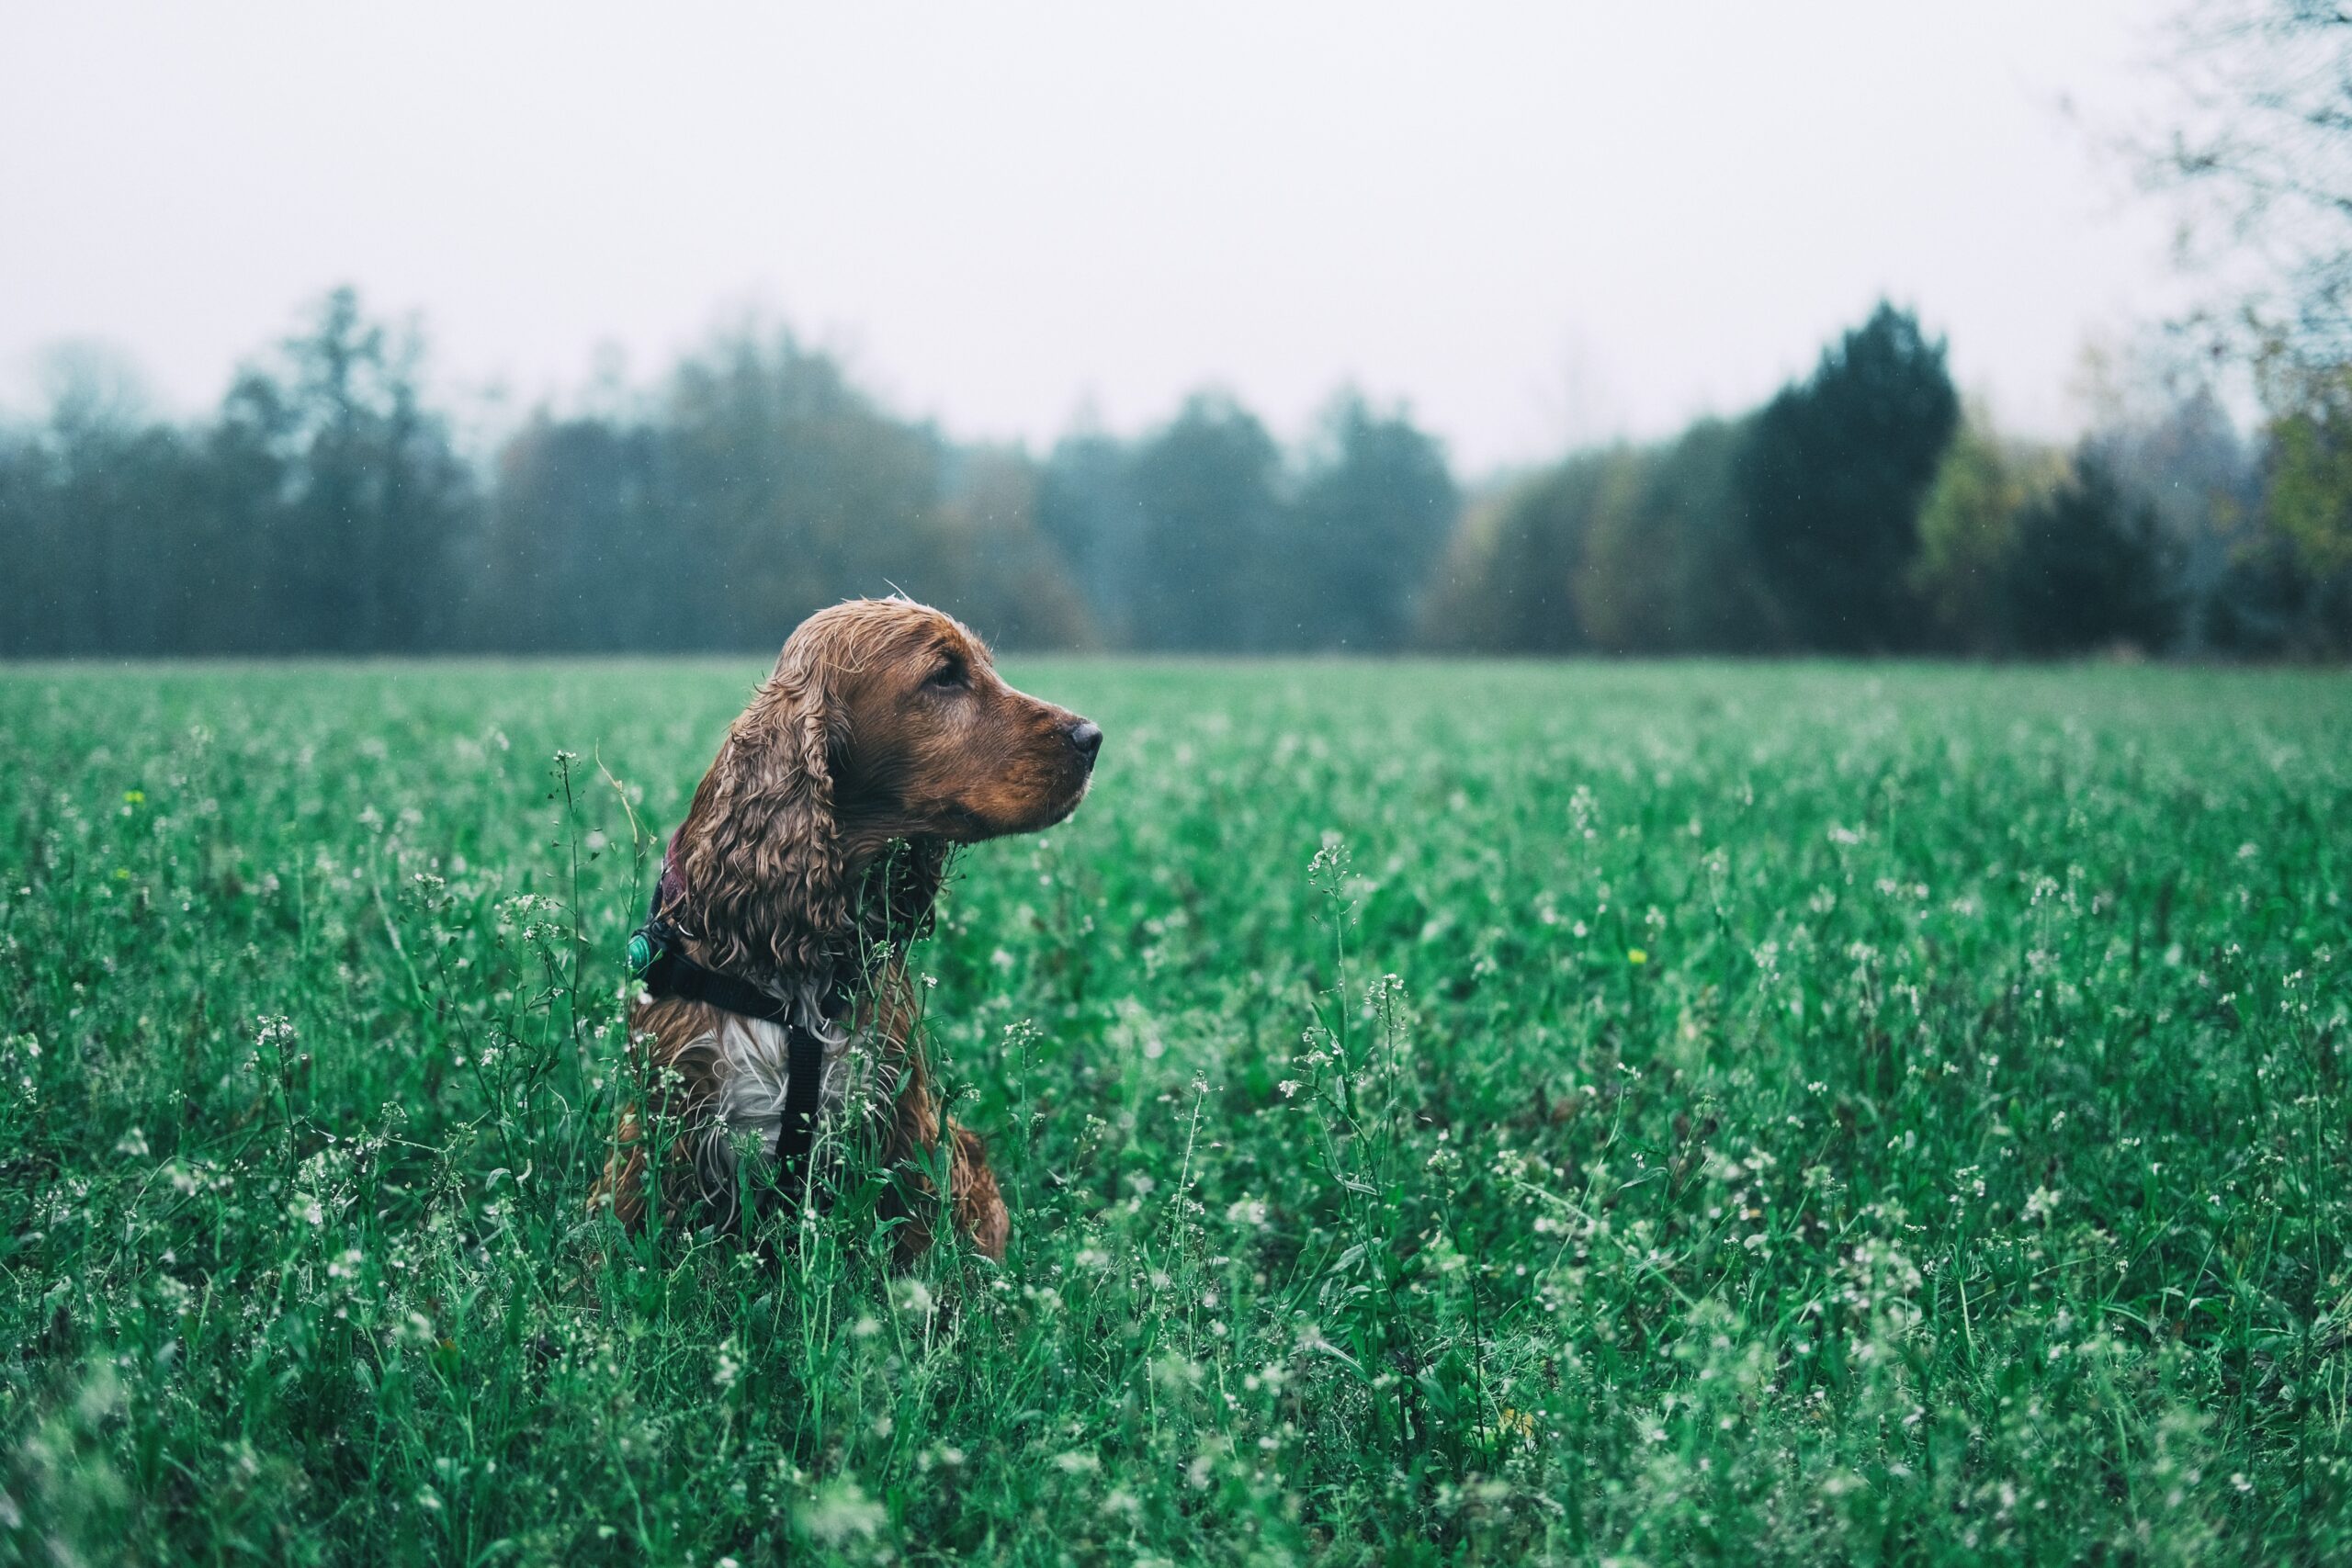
[1066,718,1103,763]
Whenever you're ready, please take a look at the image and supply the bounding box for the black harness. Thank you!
[627,846,831,1199]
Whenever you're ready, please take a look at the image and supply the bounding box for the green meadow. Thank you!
[2,659,2348,1564]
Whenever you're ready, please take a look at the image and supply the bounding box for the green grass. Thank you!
[2,658,2349,1565]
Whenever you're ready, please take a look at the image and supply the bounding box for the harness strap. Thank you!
[630,842,829,1203]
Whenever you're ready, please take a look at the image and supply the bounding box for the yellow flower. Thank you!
[123,789,145,805]
[114,868,131,881]
[1627,948,1649,964]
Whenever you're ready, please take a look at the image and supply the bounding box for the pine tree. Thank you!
[1738,303,1960,651]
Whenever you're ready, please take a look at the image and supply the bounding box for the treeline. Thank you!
[4,288,2349,658]
[1432,304,2352,658]
[0,289,1453,658]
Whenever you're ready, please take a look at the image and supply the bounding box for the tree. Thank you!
[1419,460,1598,654]
[2152,2,2352,365]
[1282,392,1459,651]
[2134,5,2352,658]
[1573,418,1759,653]
[218,288,477,653]
[1128,392,1283,651]
[480,413,670,651]
[2078,376,2263,655]
[933,447,1094,649]
[2262,364,2352,583]
[1911,411,2067,654]
[1420,421,1762,656]
[0,424,40,656]
[1737,302,1961,651]
[2000,454,2180,656]
[0,346,220,658]
[2247,356,2352,651]
[660,327,955,649]
[1036,428,1147,647]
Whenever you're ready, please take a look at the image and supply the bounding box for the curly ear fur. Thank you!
[676,644,845,982]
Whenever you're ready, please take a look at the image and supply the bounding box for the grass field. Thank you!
[2,658,2348,1565]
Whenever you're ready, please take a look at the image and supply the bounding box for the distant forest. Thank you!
[4,288,2348,659]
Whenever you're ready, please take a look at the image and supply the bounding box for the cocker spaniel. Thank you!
[590,598,1101,1261]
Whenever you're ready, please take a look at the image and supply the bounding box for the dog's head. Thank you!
[675,597,1101,977]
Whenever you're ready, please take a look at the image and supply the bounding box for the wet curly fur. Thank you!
[589,598,1100,1261]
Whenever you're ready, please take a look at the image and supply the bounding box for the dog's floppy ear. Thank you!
[676,643,845,979]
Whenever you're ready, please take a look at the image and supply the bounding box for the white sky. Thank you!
[0,2,2186,474]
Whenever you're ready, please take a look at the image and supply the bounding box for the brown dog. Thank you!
[590,598,1100,1260]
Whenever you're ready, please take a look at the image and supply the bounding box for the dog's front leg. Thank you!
[873,1050,1007,1264]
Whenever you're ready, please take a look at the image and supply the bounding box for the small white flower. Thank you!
[798,1479,885,1545]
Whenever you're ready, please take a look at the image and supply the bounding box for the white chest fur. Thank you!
[703,1010,861,1162]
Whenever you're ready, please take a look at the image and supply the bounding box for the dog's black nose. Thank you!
[1067,719,1102,761]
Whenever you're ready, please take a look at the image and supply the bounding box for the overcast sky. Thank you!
[1,2,2186,473]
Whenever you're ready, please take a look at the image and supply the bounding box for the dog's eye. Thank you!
[925,660,967,692]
